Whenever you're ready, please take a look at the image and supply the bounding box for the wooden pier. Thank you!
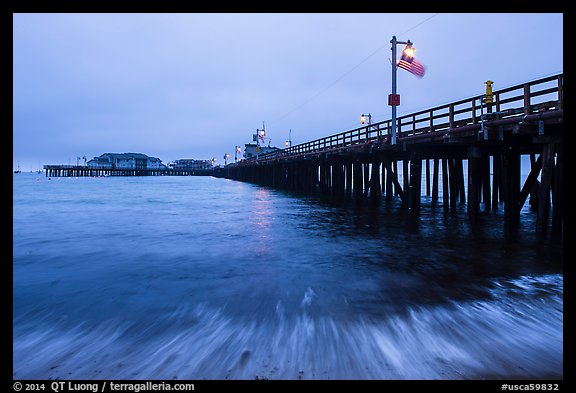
[43,165,214,177]
[215,74,564,240]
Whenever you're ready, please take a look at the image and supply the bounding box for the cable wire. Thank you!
[269,13,440,127]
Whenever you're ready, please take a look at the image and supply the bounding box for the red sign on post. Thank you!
[388,94,400,106]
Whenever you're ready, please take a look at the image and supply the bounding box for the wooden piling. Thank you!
[384,160,405,202]
[481,154,491,211]
[385,159,393,202]
[442,158,449,212]
[363,162,370,196]
[432,158,439,205]
[345,161,353,197]
[403,158,410,199]
[551,143,563,239]
[519,154,542,212]
[467,146,481,223]
[319,161,327,194]
[447,158,457,212]
[408,152,422,211]
[353,161,363,199]
[381,159,387,199]
[370,159,381,200]
[492,154,501,209]
[502,147,521,227]
[335,161,345,197]
[456,159,466,204]
[393,161,399,197]
[536,144,554,238]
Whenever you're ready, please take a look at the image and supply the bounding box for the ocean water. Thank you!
[12,172,563,380]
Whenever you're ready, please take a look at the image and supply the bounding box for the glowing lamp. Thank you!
[402,44,415,60]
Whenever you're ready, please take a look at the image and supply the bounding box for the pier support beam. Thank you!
[402,158,410,201]
[442,158,449,213]
[467,146,482,223]
[319,161,327,194]
[408,152,422,211]
[481,154,491,211]
[384,159,393,201]
[492,154,501,209]
[448,158,457,212]
[393,161,400,197]
[384,160,404,202]
[432,158,439,205]
[370,158,381,200]
[334,161,345,197]
[551,143,563,240]
[425,159,431,197]
[363,163,370,196]
[456,159,466,204]
[381,158,387,199]
[519,154,542,212]
[345,161,353,197]
[502,146,521,227]
[536,144,555,238]
[353,161,363,200]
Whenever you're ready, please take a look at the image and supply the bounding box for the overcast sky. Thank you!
[13,13,563,170]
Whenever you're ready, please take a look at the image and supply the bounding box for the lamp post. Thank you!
[360,113,372,127]
[284,129,292,149]
[224,153,230,166]
[256,121,266,144]
[390,36,414,145]
[255,121,266,161]
[235,146,242,162]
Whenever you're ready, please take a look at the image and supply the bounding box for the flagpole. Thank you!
[391,35,398,145]
[390,35,413,145]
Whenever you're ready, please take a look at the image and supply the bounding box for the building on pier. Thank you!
[243,143,281,159]
[169,159,213,170]
[86,153,166,170]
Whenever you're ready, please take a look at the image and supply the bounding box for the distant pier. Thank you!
[43,165,214,177]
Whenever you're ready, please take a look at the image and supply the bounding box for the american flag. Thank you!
[397,51,426,78]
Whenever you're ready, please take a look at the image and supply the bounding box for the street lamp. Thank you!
[360,113,372,127]
[284,129,292,148]
[390,36,426,145]
[235,146,242,162]
[390,36,414,145]
[254,121,267,161]
[256,121,266,140]
[224,153,230,166]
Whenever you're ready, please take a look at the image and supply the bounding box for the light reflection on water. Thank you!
[13,174,562,380]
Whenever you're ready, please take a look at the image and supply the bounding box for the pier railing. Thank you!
[240,73,562,165]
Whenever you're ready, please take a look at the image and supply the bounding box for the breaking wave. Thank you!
[13,274,562,380]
